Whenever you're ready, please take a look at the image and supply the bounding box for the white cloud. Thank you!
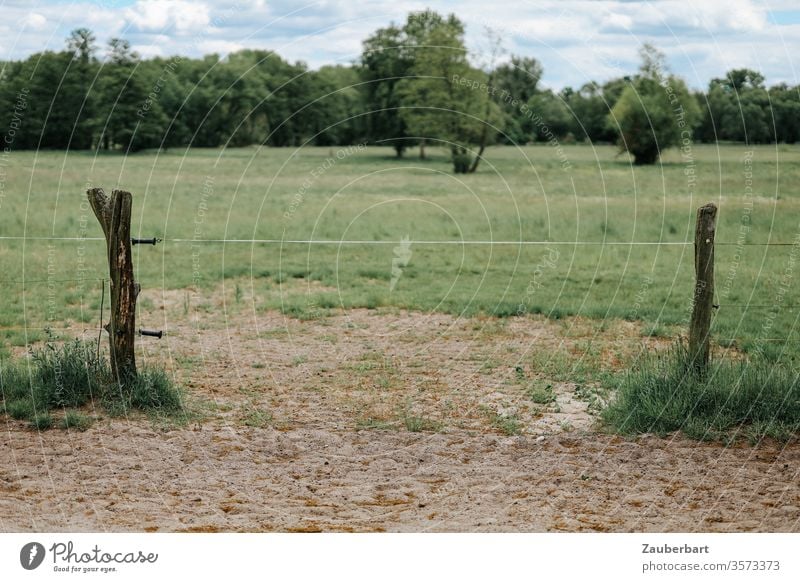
[125,0,210,34]
[134,43,164,58]
[196,39,245,56]
[602,12,634,32]
[21,13,48,31]
[0,0,796,90]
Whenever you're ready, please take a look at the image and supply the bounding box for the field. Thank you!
[4,144,800,352]
[1,144,799,532]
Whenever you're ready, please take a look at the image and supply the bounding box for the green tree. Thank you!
[395,10,500,172]
[360,24,412,156]
[63,28,99,149]
[770,84,800,144]
[494,56,542,143]
[697,69,777,144]
[528,89,571,141]
[563,81,621,143]
[309,65,366,146]
[96,39,168,152]
[609,45,699,164]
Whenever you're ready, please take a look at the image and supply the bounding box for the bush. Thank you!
[452,148,472,173]
[602,344,800,442]
[609,45,700,165]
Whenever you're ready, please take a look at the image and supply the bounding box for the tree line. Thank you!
[1,11,798,170]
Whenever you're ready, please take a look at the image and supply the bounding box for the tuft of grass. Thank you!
[59,410,93,431]
[404,415,441,433]
[356,417,393,431]
[602,344,800,442]
[1,341,183,425]
[29,339,104,408]
[30,413,53,430]
[113,368,183,413]
[7,399,35,420]
[527,381,555,405]
[242,408,272,428]
[488,411,522,435]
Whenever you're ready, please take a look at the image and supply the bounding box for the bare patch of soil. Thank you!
[1,287,797,532]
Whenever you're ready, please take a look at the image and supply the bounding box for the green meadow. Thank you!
[2,143,800,360]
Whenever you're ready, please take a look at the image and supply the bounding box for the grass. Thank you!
[3,144,800,354]
[3,144,800,440]
[404,414,442,433]
[0,340,183,429]
[484,408,522,436]
[59,410,93,431]
[527,380,556,405]
[30,413,53,430]
[242,407,273,428]
[602,344,800,442]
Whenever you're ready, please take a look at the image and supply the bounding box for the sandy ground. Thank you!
[1,286,798,532]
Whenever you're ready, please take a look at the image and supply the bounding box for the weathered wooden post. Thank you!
[688,202,717,374]
[87,188,138,385]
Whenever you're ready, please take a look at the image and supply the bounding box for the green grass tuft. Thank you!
[6,399,35,420]
[1,340,183,426]
[29,339,103,408]
[404,415,441,433]
[30,413,53,430]
[602,344,800,442]
[527,381,556,405]
[59,410,93,431]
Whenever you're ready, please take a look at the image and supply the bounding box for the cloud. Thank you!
[21,13,48,31]
[0,0,796,91]
[125,0,210,34]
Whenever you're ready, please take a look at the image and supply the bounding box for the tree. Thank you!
[528,90,571,140]
[309,65,366,146]
[562,81,622,143]
[494,55,542,143]
[697,69,777,144]
[609,45,699,164]
[63,28,99,149]
[360,24,412,157]
[395,10,501,172]
[770,84,800,144]
[97,39,168,152]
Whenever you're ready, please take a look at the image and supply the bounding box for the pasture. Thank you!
[3,143,800,352]
[1,143,799,532]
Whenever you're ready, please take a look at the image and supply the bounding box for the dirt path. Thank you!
[1,426,798,532]
[1,289,798,532]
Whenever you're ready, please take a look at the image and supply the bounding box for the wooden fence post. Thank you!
[689,202,717,374]
[87,188,138,385]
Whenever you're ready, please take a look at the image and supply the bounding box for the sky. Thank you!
[1,0,799,90]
